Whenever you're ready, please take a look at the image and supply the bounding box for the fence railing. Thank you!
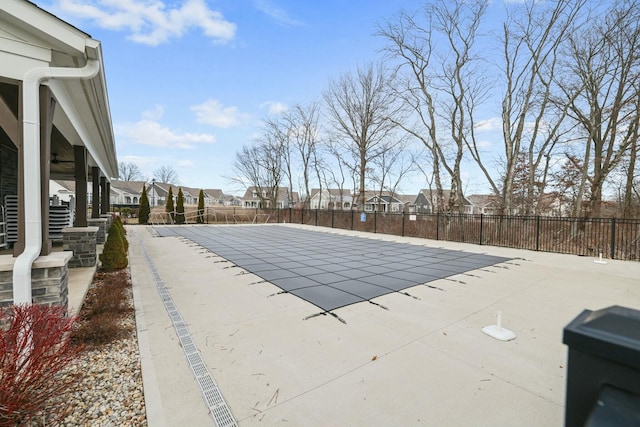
[250,209,640,261]
[145,207,640,261]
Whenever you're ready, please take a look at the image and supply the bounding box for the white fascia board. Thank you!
[0,50,48,80]
[0,35,51,63]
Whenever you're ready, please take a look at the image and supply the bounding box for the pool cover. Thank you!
[154,225,511,312]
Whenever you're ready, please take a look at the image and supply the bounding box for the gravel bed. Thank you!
[31,273,148,427]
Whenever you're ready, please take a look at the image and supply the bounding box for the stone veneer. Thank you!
[101,214,113,229]
[62,226,98,268]
[0,251,72,308]
[87,217,108,244]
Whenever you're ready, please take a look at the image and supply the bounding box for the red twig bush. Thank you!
[0,304,82,426]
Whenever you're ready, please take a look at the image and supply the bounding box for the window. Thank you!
[344,202,350,208]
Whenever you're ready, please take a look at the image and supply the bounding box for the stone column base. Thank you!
[87,217,108,244]
[0,252,72,308]
[62,226,99,268]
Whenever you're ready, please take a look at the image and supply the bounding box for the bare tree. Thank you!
[231,137,285,208]
[263,113,293,204]
[285,102,322,208]
[118,162,142,181]
[378,0,488,213]
[153,165,179,184]
[369,139,415,209]
[497,0,584,215]
[556,0,640,217]
[323,62,400,211]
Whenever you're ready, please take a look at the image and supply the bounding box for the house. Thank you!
[363,194,405,212]
[1,0,118,306]
[467,194,501,215]
[204,188,224,205]
[241,186,299,208]
[412,189,473,214]
[110,180,146,205]
[309,188,354,210]
[50,180,76,203]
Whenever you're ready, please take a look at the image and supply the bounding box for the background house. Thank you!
[309,188,354,210]
[240,186,299,208]
[412,189,473,214]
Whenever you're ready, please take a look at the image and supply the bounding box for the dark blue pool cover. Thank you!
[154,225,511,312]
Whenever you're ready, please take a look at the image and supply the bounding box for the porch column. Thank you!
[39,86,54,256]
[100,176,107,214]
[91,166,100,218]
[73,145,87,227]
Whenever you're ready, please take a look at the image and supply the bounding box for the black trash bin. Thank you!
[562,305,640,427]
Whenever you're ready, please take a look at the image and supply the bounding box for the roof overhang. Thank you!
[0,0,118,179]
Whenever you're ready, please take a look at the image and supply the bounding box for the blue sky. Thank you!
[36,0,507,195]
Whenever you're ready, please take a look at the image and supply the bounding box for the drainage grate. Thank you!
[140,242,237,427]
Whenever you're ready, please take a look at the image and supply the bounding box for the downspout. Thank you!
[12,58,100,305]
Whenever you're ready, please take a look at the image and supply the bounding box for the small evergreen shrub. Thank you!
[176,187,185,224]
[165,186,174,222]
[197,189,205,224]
[139,184,150,224]
[99,222,127,271]
[113,215,129,252]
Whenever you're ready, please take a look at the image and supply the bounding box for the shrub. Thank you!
[176,187,185,224]
[72,270,132,347]
[139,184,150,225]
[165,186,174,222]
[113,215,129,252]
[0,304,82,426]
[197,189,205,224]
[72,312,129,346]
[99,223,127,271]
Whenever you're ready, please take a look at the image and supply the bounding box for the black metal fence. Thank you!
[243,209,640,261]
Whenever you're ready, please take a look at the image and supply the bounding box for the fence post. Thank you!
[610,218,616,260]
[479,214,484,245]
[436,212,440,240]
[351,210,354,230]
[374,211,377,233]
[536,216,541,251]
[301,208,304,225]
[315,209,318,226]
[289,207,292,223]
[277,208,280,223]
[401,212,405,237]
[331,209,334,228]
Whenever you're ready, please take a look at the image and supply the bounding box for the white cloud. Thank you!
[191,99,251,128]
[56,0,236,46]
[119,154,158,166]
[119,119,216,149]
[260,101,288,115]
[253,0,305,26]
[141,104,164,120]
[177,159,195,168]
[475,117,502,131]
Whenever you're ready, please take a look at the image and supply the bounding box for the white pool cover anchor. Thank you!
[482,310,516,341]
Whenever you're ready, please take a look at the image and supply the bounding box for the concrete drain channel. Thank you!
[140,241,237,427]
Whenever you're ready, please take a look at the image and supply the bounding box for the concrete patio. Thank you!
[126,223,640,426]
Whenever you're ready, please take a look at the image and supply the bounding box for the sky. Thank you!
[36,0,508,196]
